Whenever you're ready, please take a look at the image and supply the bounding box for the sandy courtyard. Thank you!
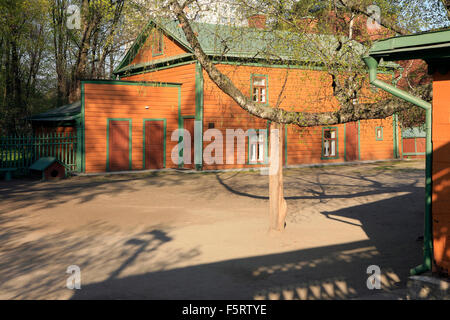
[0,160,426,299]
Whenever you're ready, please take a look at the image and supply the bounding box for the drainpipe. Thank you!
[363,56,433,275]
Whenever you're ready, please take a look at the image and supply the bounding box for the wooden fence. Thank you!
[0,133,78,173]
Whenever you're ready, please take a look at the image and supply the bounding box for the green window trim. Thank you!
[143,119,167,169]
[247,129,269,165]
[250,74,269,106]
[321,127,339,160]
[106,118,132,172]
[375,126,384,141]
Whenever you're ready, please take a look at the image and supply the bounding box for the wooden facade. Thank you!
[77,19,402,174]
[432,71,450,275]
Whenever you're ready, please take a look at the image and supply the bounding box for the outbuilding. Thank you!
[365,28,450,276]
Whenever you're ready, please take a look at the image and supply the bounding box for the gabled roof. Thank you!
[114,18,398,76]
[30,101,81,122]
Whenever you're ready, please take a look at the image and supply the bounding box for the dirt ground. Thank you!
[0,160,426,300]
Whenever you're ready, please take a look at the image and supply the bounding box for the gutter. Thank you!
[363,56,433,276]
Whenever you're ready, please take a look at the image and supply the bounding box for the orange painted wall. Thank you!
[83,83,180,173]
[431,71,450,275]
[122,63,196,117]
[130,32,188,66]
[202,64,397,169]
[359,118,395,161]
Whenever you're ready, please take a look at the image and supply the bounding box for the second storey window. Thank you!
[322,128,338,159]
[251,75,268,104]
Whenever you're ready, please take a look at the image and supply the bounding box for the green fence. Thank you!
[0,133,78,173]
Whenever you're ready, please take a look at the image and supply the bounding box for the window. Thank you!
[251,75,268,104]
[150,29,163,56]
[376,127,383,141]
[322,128,338,159]
[248,130,267,164]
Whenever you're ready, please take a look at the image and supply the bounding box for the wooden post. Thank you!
[269,122,287,232]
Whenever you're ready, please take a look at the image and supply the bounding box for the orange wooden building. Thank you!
[367,28,450,276]
[31,18,403,174]
[70,18,400,173]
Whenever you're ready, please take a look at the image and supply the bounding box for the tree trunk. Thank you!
[269,122,287,232]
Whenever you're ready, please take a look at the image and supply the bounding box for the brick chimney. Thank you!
[248,14,267,29]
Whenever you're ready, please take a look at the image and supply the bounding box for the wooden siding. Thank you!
[130,33,188,66]
[202,64,396,169]
[83,83,180,173]
[431,71,450,274]
[359,118,395,161]
[122,63,196,117]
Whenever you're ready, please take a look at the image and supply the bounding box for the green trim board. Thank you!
[321,127,339,160]
[375,126,384,141]
[215,59,397,74]
[393,114,399,158]
[81,83,86,173]
[285,125,288,166]
[143,119,167,169]
[195,62,204,171]
[358,120,361,161]
[250,74,269,105]
[116,54,195,77]
[343,123,347,161]
[76,118,82,172]
[81,79,182,87]
[106,118,132,172]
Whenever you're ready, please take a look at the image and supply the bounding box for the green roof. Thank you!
[30,101,81,122]
[29,157,60,171]
[369,28,450,61]
[115,18,398,75]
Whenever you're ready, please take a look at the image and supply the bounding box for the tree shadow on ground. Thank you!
[0,223,202,299]
[0,170,207,213]
[70,193,423,300]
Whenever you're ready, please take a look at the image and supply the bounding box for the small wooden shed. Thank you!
[29,157,66,181]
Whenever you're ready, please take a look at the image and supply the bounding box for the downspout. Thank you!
[363,56,433,275]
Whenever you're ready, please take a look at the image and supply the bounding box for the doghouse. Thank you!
[29,157,66,181]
